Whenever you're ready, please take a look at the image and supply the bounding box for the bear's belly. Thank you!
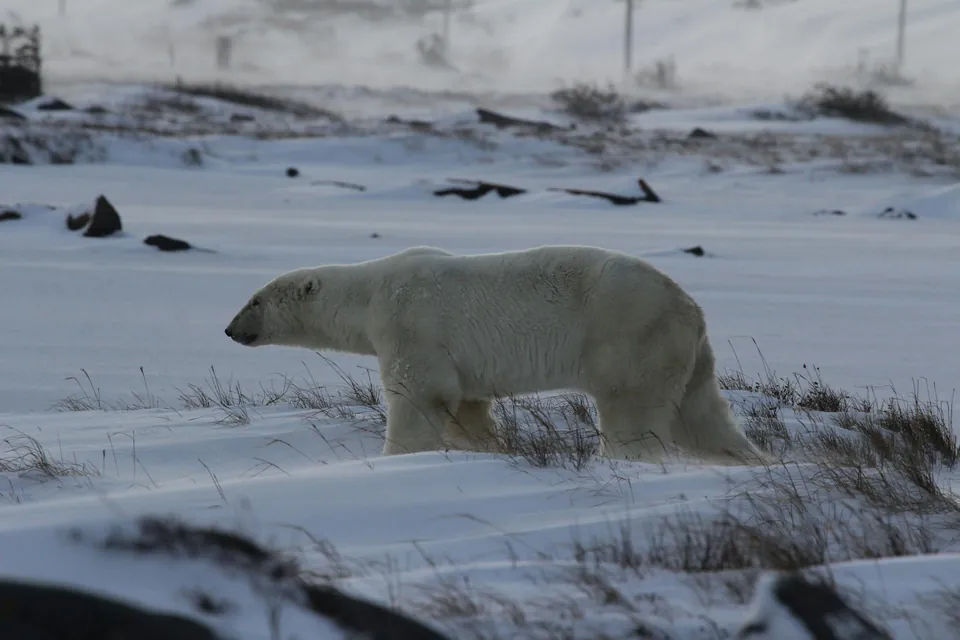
[451,340,586,399]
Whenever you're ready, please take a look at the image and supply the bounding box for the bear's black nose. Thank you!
[225,327,233,338]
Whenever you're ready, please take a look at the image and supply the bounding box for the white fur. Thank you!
[225,245,766,463]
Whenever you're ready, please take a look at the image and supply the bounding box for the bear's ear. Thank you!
[301,280,318,298]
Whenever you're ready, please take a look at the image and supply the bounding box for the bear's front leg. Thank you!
[377,348,465,456]
[382,391,457,456]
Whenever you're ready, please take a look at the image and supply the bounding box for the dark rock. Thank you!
[878,206,917,220]
[436,177,662,205]
[286,167,300,178]
[0,578,218,640]
[83,515,453,640]
[384,114,433,130]
[144,234,193,252]
[35,98,75,111]
[683,245,705,257]
[547,182,661,206]
[302,582,452,640]
[688,127,717,139]
[736,572,891,639]
[66,212,91,232]
[84,105,109,115]
[476,108,564,132]
[546,187,643,205]
[814,209,847,216]
[628,99,669,114]
[229,113,255,122]
[311,179,366,192]
[0,209,22,221]
[751,108,806,122]
[435,180,527,200]
[637,178,662,203]
[83,195,123,238]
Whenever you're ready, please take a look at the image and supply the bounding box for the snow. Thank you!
[6,0,960,111]
[4,66,960,638]
[3,120,958,414]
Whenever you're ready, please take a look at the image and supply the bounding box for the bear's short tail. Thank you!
[673,333,772,465]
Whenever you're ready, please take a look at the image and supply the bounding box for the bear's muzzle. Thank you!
[224,320,258,346]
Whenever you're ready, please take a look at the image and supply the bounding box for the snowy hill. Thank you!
[5,0,960,108]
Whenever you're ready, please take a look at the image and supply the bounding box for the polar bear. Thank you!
[225,245,766,464]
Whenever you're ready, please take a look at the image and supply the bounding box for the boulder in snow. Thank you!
[736,572,891,639]
[82,195,123,238]
[144,234,193,252]
[0,578,218,640]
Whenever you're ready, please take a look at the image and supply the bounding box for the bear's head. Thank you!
[225,270,320,348]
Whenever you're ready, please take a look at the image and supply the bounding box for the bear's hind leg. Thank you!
[450,399,499,452]
[587,315,697,462]
[670,337,770,465]
[594,394,677,462]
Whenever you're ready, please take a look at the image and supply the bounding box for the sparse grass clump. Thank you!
[300,355,387,425]
[870,389,958,465]
[53,367,162,412]
[806,384,959,514]
[177,367,257,426]
[793,83,909,126]
[1,434,98,478]
[741,402,791,457]
[718,349,863,415]
[178,366,254,409]
[491,394,600,471]
[550,83,627,124]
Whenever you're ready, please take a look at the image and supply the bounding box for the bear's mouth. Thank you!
[234,332,259,346]
[225,327,259,346]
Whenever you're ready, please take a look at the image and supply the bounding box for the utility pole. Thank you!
[624,0,634,78]
[896,0,907,69]
[442,0,452,58]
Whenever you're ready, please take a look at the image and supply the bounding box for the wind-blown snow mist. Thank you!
[6,0,960,108]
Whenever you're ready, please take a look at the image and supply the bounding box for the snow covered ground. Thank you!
[3,75,960,637]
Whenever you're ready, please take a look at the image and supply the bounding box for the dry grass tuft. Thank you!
[490,394,600,471]
[1,433,99,478]
[793,83,911,126]
[550,83,628,124]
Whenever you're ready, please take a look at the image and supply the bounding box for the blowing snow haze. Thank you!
[7,0,960,109]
